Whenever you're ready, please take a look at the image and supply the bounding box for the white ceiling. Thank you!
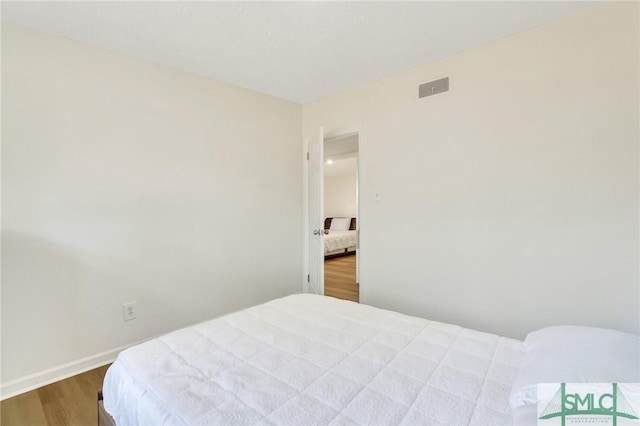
[1,1,598,104]
[325,134,358,158]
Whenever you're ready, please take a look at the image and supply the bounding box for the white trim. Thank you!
[302,136,311,293]
[355,126,366,304]
[0,343,134,401]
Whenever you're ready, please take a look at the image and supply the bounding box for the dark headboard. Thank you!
[324,217,357,230]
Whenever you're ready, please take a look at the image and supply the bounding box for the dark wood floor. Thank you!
[324,254,359,303]
[0,364,110,426]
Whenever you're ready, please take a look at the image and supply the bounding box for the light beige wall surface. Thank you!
[2,1,638,396]
[325,175,357,219]
[303,2,639,339]
[1,24,302,388]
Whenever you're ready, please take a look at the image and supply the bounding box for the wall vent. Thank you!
[419,77,449,98]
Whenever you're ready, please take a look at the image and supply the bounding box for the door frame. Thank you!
[303,126,365,300]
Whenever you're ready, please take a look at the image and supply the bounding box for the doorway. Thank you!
[323,134,359,302]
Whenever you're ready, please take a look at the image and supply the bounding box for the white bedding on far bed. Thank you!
[324,230,357,254]
[103,294,524,425]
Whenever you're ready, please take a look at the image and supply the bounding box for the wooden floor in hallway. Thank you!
[324,254,358,303]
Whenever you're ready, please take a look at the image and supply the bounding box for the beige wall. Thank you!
[303,2,639,339]
[1,23,302,394]
[325,174,357,219]
[2,1,638,397]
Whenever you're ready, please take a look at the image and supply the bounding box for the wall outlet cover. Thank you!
[123,302,137,321]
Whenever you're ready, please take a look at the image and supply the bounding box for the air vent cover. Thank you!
[419,77,449,98]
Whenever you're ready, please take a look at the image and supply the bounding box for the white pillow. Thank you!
[511,403,538,426]
[509,326,640,409]
[329,217,351,231]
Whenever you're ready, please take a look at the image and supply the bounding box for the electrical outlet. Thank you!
[123,302,137,321]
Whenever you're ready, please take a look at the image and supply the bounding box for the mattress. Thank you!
[324,230,357,254]
[103,294,524,425]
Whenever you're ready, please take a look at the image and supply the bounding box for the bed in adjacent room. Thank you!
[324,217,357,258]
[100,294,639,425]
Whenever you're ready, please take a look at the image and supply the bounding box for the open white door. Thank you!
[307,127,324,295]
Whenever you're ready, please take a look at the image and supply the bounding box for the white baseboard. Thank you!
[0,343,132,401]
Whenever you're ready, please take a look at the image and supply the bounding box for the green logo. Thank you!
[539,383,639,426]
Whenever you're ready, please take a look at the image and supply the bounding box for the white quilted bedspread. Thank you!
[103,294,523,425]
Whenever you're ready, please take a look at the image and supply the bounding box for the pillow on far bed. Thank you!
[329,217,351,231]
[509,325,640,409]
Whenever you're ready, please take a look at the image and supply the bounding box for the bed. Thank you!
[101,294,640,425]
[102,294,522,425]
[324,217,357,258]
